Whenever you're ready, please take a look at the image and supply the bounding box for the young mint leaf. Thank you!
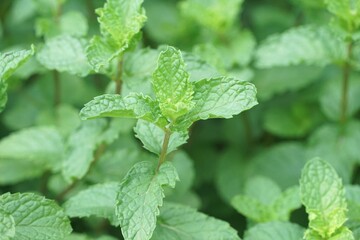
[0,192,72,239]
[115,161,179,240]
[300,158,349,238]
[244,176,282,204]
[151,202,241,240]
[63,182,119,226]
[180,0,244,33]
[0,208,15,239]
[244,221,305,240]
[273,186,302,220]
[134,120,189,155]
[152,46,194,121]
[0,46,34,82]
[255,25,346,68]
[231,195,274,222]
[80,93,164,126]
[0,126,64,177]
[0,47,34,112]
[37,35,91,76]
[306,227,354,240]
[324,0,360,27]
[178,77,257,127]
[62,119,107,183]
[97,0,146,49]
[60,11,88,37]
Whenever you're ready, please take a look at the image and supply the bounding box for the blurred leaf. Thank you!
[37,35,90,76]
[60,11,88,37]
[115,161,178,240]
[244,221,305,240]
[255,25,346,68]
[300,158,350,238]
[0,192,72,239]
[64,182,119,226]
[151,202,241,240]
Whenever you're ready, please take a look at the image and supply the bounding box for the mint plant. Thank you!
[2,0,360,239]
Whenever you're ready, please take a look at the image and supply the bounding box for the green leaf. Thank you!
[0,208,15,239]
[0,193,72,239]
[325,0,360,27]
[62,119,107,183]
[0,46,34,82]
[134,120,188,155]
[152,46,194,120]
[231,195,274,222]
[80,93,164,126]
[63,182,119,226]
[244,221,305,240]
[60,11,88,37]
[151,202,241,240]
[115,161,179,240]
[97,0,146,49]
[37,35,90,76]
[345,185,360,229]
[180,0,244,33]
[0,126,64,183]
[300,158,348,238]
[255,25,346,68]
[178,77,257,127]
[273,186,302,220]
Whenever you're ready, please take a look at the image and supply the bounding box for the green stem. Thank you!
[115,59,123,94]
[55,143,106,202]
[53,70,61,106]
[157,129,171,171]
[340,41,353,125]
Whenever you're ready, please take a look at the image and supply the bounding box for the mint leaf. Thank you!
[0,47,34,112]
[180,0,244,33]
[97,0,146,49]
[63,182,119,226]
[152,46,194,120]
[37,35,90,76]
[255,25,346,68]
[115,161,179,240]
[151,202,241,240]
[0,126,64,183]
[0,193,72,239]
[300,158,349,238]
[324,0,360,26]
[134,120,188,155]
[244,221,305,240]
[80,93,164,126]
[62,119,107,182]
[0,208,15,239]
[0,47,34,82]
[179,77,257,126]
[60,11,88,37]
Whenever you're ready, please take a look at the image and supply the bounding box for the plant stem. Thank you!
[53,70,61,106]
[115,59,123,94]
[55,143,106,202]
[157,129,171,171]
[340,41,353,124]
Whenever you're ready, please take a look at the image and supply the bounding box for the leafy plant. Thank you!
[2,0,360,239]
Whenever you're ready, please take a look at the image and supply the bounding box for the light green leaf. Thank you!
[244,221,305,240]
[62,119,107,183]
[0,126,64,180]
[0,208,15,239]
[86,36,121,73]
[152,46,194,120]
[151,202,240,240]
[325,0,360,27]
[37,35,90,76]
[80,93,164,125]
[300,158,348,238]
[244,176,282,205]
[63,182,119,226]
[115,161,179,240]
[178,77,257,126]
[97,0,146,49]
[134,120,188,155]
[305,227,355,240]
[345,185,360,229]
[60,11,88,37]
[231,195,274,222]
[0,46,34,82]
[180,0,244,33]
[0,193,72,239]
[273,186,302,220]
[255,25,346,68]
